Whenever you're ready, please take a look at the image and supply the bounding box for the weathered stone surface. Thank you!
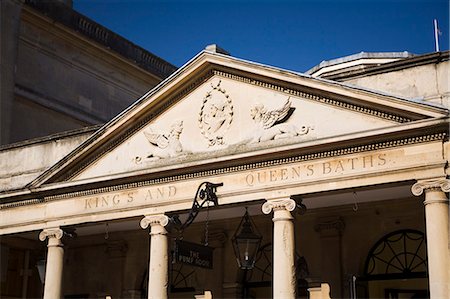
[0,128,94,191]
[1,1,175,145]
[74,76,402,181]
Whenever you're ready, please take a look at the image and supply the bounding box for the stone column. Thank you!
[314,217,345,298]
[39,227,64,299]
[412,178,449,299]
[105,240,127,298]
[140,214,169,299]
[207,230,227,298]
[262,198,297,299]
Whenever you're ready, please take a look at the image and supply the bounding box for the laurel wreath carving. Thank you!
[198,80,234,146]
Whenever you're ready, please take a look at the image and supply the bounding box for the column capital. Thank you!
[262,198,296,214]
[140,214,169,229]
[39,227,63,242]
[411,178,450,196]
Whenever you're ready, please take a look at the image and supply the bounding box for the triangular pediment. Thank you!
[31,51,448,186]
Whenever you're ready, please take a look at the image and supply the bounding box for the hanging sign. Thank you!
[174,240,214,269]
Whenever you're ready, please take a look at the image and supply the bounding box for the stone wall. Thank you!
[344,59,449,108]
[0,127,95,192]
[1,1,176,145]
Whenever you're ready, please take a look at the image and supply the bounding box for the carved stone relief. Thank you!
[250,97,311,143]
[199,80,234,146]
[134,120,185,163]
[131,89,311,166]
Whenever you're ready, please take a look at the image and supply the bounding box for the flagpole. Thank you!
[434,19,440,52]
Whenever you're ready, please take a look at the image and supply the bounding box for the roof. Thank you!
[305,51,417,78]
[306,51,416,76]
[0,50,448,219]
[0,125,101,152]
[205,50,445,110]
[24,0,177,79]
[1,47,449,236]
[0,125,99,193]
[20,48,446,187]
[318,50,450,81]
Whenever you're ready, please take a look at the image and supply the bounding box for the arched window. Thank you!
[364,229,427,280]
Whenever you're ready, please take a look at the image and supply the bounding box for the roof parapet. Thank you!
[205,44,230,56]
[24,0,177,79]
[306,51,416,77]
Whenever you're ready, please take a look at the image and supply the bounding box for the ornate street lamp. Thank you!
[232,208,262,270]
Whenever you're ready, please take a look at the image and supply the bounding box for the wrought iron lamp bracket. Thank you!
[170,182,223,233]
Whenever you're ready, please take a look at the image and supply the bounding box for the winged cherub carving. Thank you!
[250,97,310,143]
[140,120,184,160]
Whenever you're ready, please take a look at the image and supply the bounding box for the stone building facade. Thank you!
[1,47,449,299]
[0,0,176,145]
[307,51,449,108]
[0,2,449,299]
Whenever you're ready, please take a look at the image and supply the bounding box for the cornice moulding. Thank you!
[0,129,446,205]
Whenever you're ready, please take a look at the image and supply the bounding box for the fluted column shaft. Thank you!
[141,214,169,299]
[39,228,64,299]
[262,198,297,299]
[412,178,449,299]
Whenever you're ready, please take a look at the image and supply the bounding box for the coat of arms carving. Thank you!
[199,80,234,146]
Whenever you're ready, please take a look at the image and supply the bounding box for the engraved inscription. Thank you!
[245,153,387,186]
[82,153,388,212]
[143,186,177,201]
[83,185,177,210]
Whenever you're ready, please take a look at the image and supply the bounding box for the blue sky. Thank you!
[74,0,449,73]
